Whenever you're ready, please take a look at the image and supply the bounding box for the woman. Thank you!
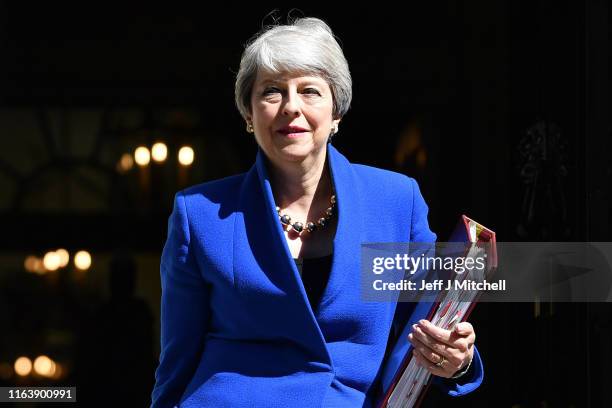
[151,17,482,408]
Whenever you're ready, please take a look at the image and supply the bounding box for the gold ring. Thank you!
[434,355,446,367]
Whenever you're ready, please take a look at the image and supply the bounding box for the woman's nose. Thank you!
[282,91,301,117]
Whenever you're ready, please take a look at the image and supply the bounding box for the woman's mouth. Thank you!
[276,126,309,138]
[277,130,307,138]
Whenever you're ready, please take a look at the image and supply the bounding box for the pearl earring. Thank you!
[246,122,254,133]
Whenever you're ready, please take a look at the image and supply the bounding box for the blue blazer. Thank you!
[151,144,483,407]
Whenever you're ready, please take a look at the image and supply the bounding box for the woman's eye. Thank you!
[303,88,320,95]
[263,87,280,95]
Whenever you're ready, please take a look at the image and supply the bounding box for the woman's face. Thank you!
[248,70,340,166]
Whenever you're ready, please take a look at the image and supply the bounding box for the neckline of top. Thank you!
[293,253,334,264]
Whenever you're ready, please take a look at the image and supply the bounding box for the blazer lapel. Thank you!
[253,143,364,309]
[239,143,364,364]
[249,147,332,363]
[319,144,364,307]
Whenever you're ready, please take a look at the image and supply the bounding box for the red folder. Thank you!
[378,215,497,408]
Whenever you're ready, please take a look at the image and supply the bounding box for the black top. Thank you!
[293,254,333,312]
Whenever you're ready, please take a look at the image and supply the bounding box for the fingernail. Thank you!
[412,324,417,331]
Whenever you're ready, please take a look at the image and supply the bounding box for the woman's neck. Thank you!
[268,151,332,215]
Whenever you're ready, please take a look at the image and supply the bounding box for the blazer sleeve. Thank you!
[151,192,211,408]
[409,178,485,397]
[432,346,484,396]
[408,177,437,243]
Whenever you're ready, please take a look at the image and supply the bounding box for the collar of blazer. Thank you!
[252,142,364,321]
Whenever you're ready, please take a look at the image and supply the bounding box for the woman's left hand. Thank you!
[407,319,475,378]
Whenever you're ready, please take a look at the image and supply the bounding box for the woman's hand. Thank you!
[407,319,475,378]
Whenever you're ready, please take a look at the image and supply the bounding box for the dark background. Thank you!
[0,1,609,407]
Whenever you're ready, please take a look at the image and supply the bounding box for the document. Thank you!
[379,215,497,408]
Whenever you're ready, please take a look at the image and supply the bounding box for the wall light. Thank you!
[151,142,168,162]
[134,146,151,166]
[178,146,194,166]
[14,357,32,377]
[119,153,134,172]
[56,249,70,268]
[74,251,92,270]
[34,355,55,377]
[43,251,61,271]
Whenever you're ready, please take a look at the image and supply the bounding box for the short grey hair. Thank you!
[234,17,352,121]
